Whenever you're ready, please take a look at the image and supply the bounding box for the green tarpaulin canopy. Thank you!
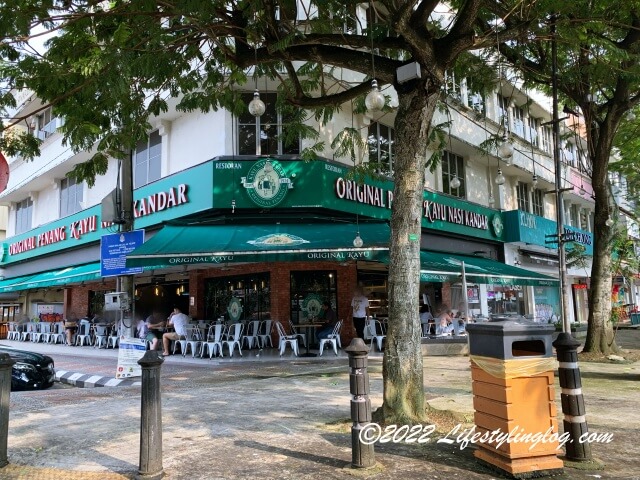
[0,262,101,292]
[126,223,391,268]
[419,251,558,286]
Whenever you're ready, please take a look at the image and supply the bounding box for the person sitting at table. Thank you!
[316,301,338,343]
[64,316,79,345]
[161,306,190,356]
[419,305,434,335]
[145,311,166,351]
[435,305,454,335]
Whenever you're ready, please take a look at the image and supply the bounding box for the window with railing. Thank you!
[532,188,544,217]
[442,150,465,198]
[238,92,300,156]
[34,107,58,140]
[444,70,462,102]
[528,117,540,147]
[540,125,552,153]
[517,182,530,212]
[15,198,33,234]
[563,142,576,167]
[570,204,580,227]
[465,78,485,115]
[60,177,84,217]
[512,105,525,138]
[368,122,394,174]
[496,94,510,130]
[134,130,162,189]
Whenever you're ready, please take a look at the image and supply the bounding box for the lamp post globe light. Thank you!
[248,90,266,117]
[450,176,461,189]
[494,168,506,185]
[498,135,515,162]
[365,80,385,112]
[353,234,363,248]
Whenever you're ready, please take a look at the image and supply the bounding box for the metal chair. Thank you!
[367,319,386,352]
[201,324,225,359]
[319,320,343,356]
[274,321,298,356]
[49,322,66,344]
[75,322,93,346]
[287,320,307,348]
[182,326,203,357]
[20,322,37,342]
[7,322,19,341]
[257,320,273,348]
[222,323,244,357]
[242,320,260,349]
[93,325,109,348]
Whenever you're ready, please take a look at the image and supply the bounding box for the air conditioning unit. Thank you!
[104,292,130,311]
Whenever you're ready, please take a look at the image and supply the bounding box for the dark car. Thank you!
[0,344,55,391]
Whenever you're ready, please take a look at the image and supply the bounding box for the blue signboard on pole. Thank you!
[101,230,145,277]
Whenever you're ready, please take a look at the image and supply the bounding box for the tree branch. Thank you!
[287,81,374,108]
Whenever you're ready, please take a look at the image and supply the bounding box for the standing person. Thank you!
[316,301,338,343]
[64,316,79,345]
[162,306,190,356]
[351,286,370,339]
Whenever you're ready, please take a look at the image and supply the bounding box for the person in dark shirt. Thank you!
[316,301,338,342]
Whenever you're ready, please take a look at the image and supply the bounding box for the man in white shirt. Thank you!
[351,286,370,339]
[162,307,190,355]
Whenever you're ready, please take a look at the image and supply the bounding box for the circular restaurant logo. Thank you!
[241,159,293,208]
[247,233,309,248]
[227,297,243,322]
[302,293,323,320]
[491,214,504,238]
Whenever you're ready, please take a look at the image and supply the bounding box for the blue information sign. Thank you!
[100,230,145,277]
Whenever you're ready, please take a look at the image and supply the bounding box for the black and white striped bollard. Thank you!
[553,332,592,460]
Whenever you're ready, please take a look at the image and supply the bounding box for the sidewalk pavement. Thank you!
[3,331,640,479]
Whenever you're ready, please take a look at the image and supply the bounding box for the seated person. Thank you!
[136,318,149,340]
[162,307,190,355]
[419,305,433,335]
[145,311,166,350]
[316,301,338,343]
[64,316,79,345]
[436,317,454,335]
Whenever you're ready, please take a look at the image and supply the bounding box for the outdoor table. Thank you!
[297,323,320,357]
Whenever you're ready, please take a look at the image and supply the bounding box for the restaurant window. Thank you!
[488,285,525,316]
[60,176,84,217]
[290,270,337,324]
[368,122,394,174]
[238,92,300,156]
[442,150,465,198]
[444,70,462,102]
[532,188,544,217]
[204,273,271,321]
[134,130,162,189]
[517,182,530,212]
[15,197,33,234]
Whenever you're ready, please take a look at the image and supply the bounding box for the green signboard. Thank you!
[503,210,594,256]
[212,157,505,243]
[1,162,214,265]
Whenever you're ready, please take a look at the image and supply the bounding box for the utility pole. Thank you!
[118,150,134,337]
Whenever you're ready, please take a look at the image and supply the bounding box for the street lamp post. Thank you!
[550,15,592,462]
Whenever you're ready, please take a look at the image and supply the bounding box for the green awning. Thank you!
[1,263,101,292]
[420,251,558,286]
[127,223,390,268]
[0,273,40,293]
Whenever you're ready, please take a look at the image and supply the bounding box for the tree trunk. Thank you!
[583,129,620,354]
[382,86,439,424]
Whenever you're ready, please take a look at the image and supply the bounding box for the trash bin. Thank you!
[631,313,640,325]
[466,319,564,477]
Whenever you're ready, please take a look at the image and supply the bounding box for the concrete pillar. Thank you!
[137,351,164,479]
[0,354,16,468]
[345,338,375,468]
